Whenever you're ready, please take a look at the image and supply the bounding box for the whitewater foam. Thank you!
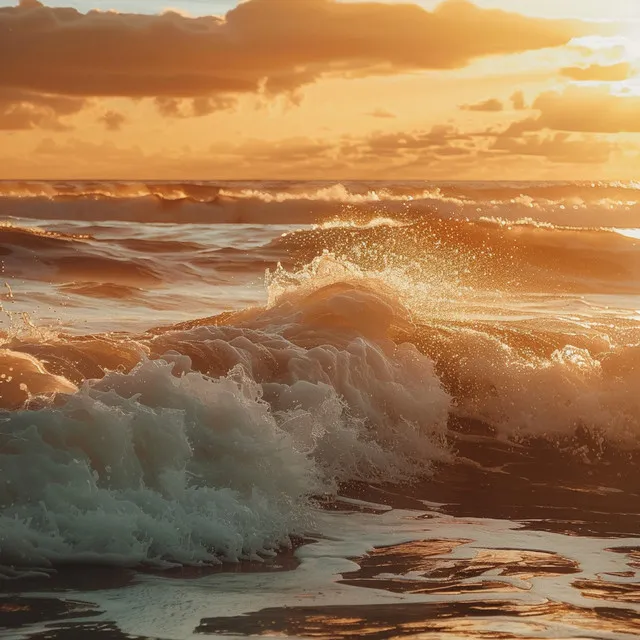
[0,272,453,575]
[0,359,322,573]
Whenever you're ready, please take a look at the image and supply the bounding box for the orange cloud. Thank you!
[560,62,632,82]
[351,124,618,168]
[0,0,596,129]
[1,122,628,180]
[99,110,126,131]
[510,91,527,110]
[154,96,238,118]
[346,125,474,158]
[367,108,397,119]
[461,98,504,112]
[511,85,640,133]
[491,131,614,164]
[0,88,85,130]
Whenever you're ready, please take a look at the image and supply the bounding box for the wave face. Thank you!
[1,180,640,577]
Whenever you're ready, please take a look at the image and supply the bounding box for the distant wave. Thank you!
[1,179,639,202]
[1,180,640,226]
[0,180,223,202]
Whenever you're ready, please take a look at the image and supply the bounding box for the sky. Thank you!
[1,0,640,179]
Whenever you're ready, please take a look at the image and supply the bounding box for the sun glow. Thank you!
[615,18,640,67]
[615,30,640,95]
[619,16,640,40]
[568,32,640,95]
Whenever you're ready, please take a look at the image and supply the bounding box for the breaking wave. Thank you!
[0,263,454,575]
[2,248,640,576]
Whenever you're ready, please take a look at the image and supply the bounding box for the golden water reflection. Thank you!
[199,541,640,639]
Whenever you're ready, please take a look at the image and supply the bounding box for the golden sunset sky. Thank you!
[1,0,639,179]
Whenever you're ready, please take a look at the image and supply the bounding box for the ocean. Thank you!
[0,180,639,639]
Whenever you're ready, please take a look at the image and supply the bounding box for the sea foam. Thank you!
[0,269,452,575]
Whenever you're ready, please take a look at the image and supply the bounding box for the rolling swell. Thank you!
[2,179,640,226]
[0,224,166,286]
[1,179,638,203]
[3,217,640,296]
[0,223,220,290]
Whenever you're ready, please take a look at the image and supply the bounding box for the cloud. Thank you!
[349,125,473,157]
[154,96,238,118]
[492,131,614,164]
[3,120,627,180]
[0,88,85,130]
[99,110,126,131]
[0,0,596,125]
[461,98,504,112]
[13,135,348,179]
[560,62,632,82]
[506,85,640,134]
[510,91,527,110]
[367,108,396,119]
[461,92,531,114]
[353,122,617,168]
[238,137,337,165]
[242,125,623,173]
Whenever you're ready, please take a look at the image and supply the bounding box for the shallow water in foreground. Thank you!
[1,180,640,639]
[2,499,640,639]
